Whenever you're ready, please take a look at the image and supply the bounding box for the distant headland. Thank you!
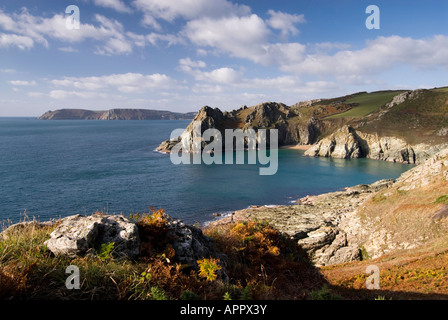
[38,108,197,120]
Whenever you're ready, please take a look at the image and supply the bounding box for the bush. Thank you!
[310,285,343,300]
[197,258,222,282]
[435,195,448,204]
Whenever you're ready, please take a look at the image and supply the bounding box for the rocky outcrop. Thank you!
[44,214,141,259]
[305,125,448,164]
[161,212,227,272]
[209,179,395,266]
[343,147,448,259]
[38,109,196,120]
[395,147,448,190]
[157,103,323,153]
[39,212,226,273]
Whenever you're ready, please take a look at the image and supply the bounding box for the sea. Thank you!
[0,118,413,225]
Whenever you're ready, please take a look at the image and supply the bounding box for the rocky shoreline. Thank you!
[209,146,448,267]
[207,179,395,266]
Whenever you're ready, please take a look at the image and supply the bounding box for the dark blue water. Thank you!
[0,118,412,224]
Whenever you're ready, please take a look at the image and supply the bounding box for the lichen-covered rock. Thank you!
[162,213,227,272]
[44,214,140,259]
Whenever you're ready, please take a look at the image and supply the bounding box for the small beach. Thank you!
[280,144,313,151]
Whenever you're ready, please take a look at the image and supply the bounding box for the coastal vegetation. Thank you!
[2,177,448,301]
[0,211,327,300]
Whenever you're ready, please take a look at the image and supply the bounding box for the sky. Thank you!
[0,0,447,116]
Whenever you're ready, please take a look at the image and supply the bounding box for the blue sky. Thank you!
[0,0,447,116]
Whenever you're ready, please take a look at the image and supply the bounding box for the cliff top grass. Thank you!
[0,212,327,300]
[359,89,448,144]
[321,244,448,300]
[325,90,406,119]
[2,210,448,300]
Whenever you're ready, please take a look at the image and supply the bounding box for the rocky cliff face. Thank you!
[157,88,448,160]
[304,125,448,164]
[157,103,323,153]
[345,147,448,260]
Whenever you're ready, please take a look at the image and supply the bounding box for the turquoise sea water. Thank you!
[0,118,412,224]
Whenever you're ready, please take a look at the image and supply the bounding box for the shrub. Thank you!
[180,290,201,300]
[98,242,115,261]
[310,285,343,300]
[435,195,448,204]
[197,258,222,281]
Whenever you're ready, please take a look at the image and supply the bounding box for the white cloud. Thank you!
[58,46,79,53]
[199,67,242,84]
[146,32,184,47]
[183,14,307,66]
[179,57,206,72]
[266,10,305,36]
[27,91,45,97]
[133,0,251,29]
[285,35,448,78]
[51,72,178,94]
[9,80,36,86]
[183,14,270,64]
[0,68,16,73]
[0,9,137,55]
[0,32,33,49]
[93,0,133,13]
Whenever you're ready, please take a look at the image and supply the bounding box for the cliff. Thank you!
[38,108,196,120]
[157,103,324,153]
[158,87,448,163]
[304,125,448,164]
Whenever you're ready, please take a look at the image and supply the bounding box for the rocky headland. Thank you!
[38,108,196,120]
[157,88,448,165]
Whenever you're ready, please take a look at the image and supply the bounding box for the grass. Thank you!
[321,245,448,300]
[432,87,448,93]
[358,89,448,144]
[435,195,448,204]
[0,213,326,300]
[1,210,448,300]
[326,91,405,119]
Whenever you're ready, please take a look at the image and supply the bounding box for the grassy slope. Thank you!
[304,87,448,145]
[321,245,448,300]
[360,89,448,144]
[325,90,406,119]
[321,151,448,300]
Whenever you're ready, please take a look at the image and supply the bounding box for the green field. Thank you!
[433,87,448,93]
[326,90,406,119]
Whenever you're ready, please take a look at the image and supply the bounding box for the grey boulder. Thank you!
[44,214,140,259]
